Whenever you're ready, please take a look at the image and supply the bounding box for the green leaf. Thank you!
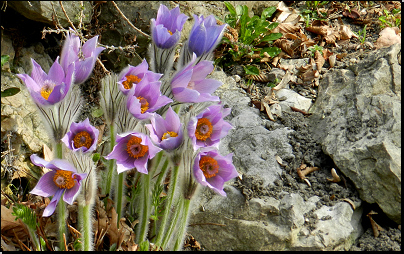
[224,1,237,18]
[1,87,20,97]
[92,153,101,163]
[139,240,149,251]
[1,55,10,67]
[267,22,279,31]
[243,65,260,75]
[91,107,104,118]
[261,33,283,42]
[239,5,250,40]
[261,47,282,57]
[261,6,277,20]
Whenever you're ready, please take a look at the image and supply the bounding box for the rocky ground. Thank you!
[1,0,401,251]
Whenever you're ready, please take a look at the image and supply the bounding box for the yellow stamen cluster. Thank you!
[199,156,219,179]
[53,170,76,189]
[168,30,173,35]
[126,136,149,158]
[162,131,178,140]
[73,131,93,149]
[195,118,213,141]
[137,96,149,114]
[40,86,54,100]
[122,75,142,90]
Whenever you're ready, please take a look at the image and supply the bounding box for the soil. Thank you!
[1,0,401,251]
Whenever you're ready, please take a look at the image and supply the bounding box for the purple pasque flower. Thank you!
[151,4,188,49]
[104,132,162,174]
[60,29,105,84]
[29,154,87,217]
[126,73,173,120]
[145,106,183,151]
[188,14,227,57]
[171,53,222,103]
[117,59,162,95]
[193,147,238,196]
[187,104,232,150]
[16,58,75,106]
[61,118,99,153]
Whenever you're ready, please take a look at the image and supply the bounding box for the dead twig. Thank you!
[296,164,320,187]
[111,1,150,38]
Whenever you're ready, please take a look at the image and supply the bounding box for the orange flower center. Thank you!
[162,131,178,140]
[199,156,219,179]
[53,170,76,189]
[40,81,55,100]
[73,131,93,149]
[137,96,149,113]
[122,75,141,90]
[168,30,173,35]
[195,118,213,141]
[126,136,149,159]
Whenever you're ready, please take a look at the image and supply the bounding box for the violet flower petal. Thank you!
[29,171,58,197]
[42,189,64,217]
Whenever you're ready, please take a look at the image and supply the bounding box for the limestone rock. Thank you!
[188,186,362,250]
[309,44,401,224]
[8,1,92,27]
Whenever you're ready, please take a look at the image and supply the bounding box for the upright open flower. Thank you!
[145,106,183,151]
[187,104,232,149]
[126,73,172,120]
[117,59,163,95]
[61,118,99,153]
[29,154,87,217]
[193,148,238,196]
[16,58,74,106]
[60,29,105,84]
[171,53,222,103]
[105,132,162,174]
[179,14,226,67]
[151,4,188,49]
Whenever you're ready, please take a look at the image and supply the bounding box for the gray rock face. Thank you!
[211,71,294,187]
[186,71,363,251]
[309,44,401,224]
[8,1,92,27]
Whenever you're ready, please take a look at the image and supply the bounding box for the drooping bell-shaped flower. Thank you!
[171,53,222,103]
[151,4,188,49]
[193,147,238,196]
[104,132,162,174]
[145,106,183,151]
[61,118,99,153]
[126,73,173,120]
[29,154,87,217]
[60,29,105,84]
[117,59,163,95]
[187,104,232,150]
[16,58,75,106]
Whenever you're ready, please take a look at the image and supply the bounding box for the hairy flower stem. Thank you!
[116,171,126,226]
[105,124,116,198]
[155,163,180,248]
[54,141,67,251]
[137,172,151,244]
[161,197,183,250]
[173,198,192,251]
[81,203,93,250]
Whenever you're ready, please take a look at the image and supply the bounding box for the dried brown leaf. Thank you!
[305,26,328,36]
[342,8,361,19]
[1,205,30,241]
[374,27,401,49]
[340,25,358,40]
[300,69,319,82]
[275,155,287,167]
[262,101,276,121]
[315,50,325,72]
[328,54,337,68]
[273,23,300,34]
[272,70,292,91]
